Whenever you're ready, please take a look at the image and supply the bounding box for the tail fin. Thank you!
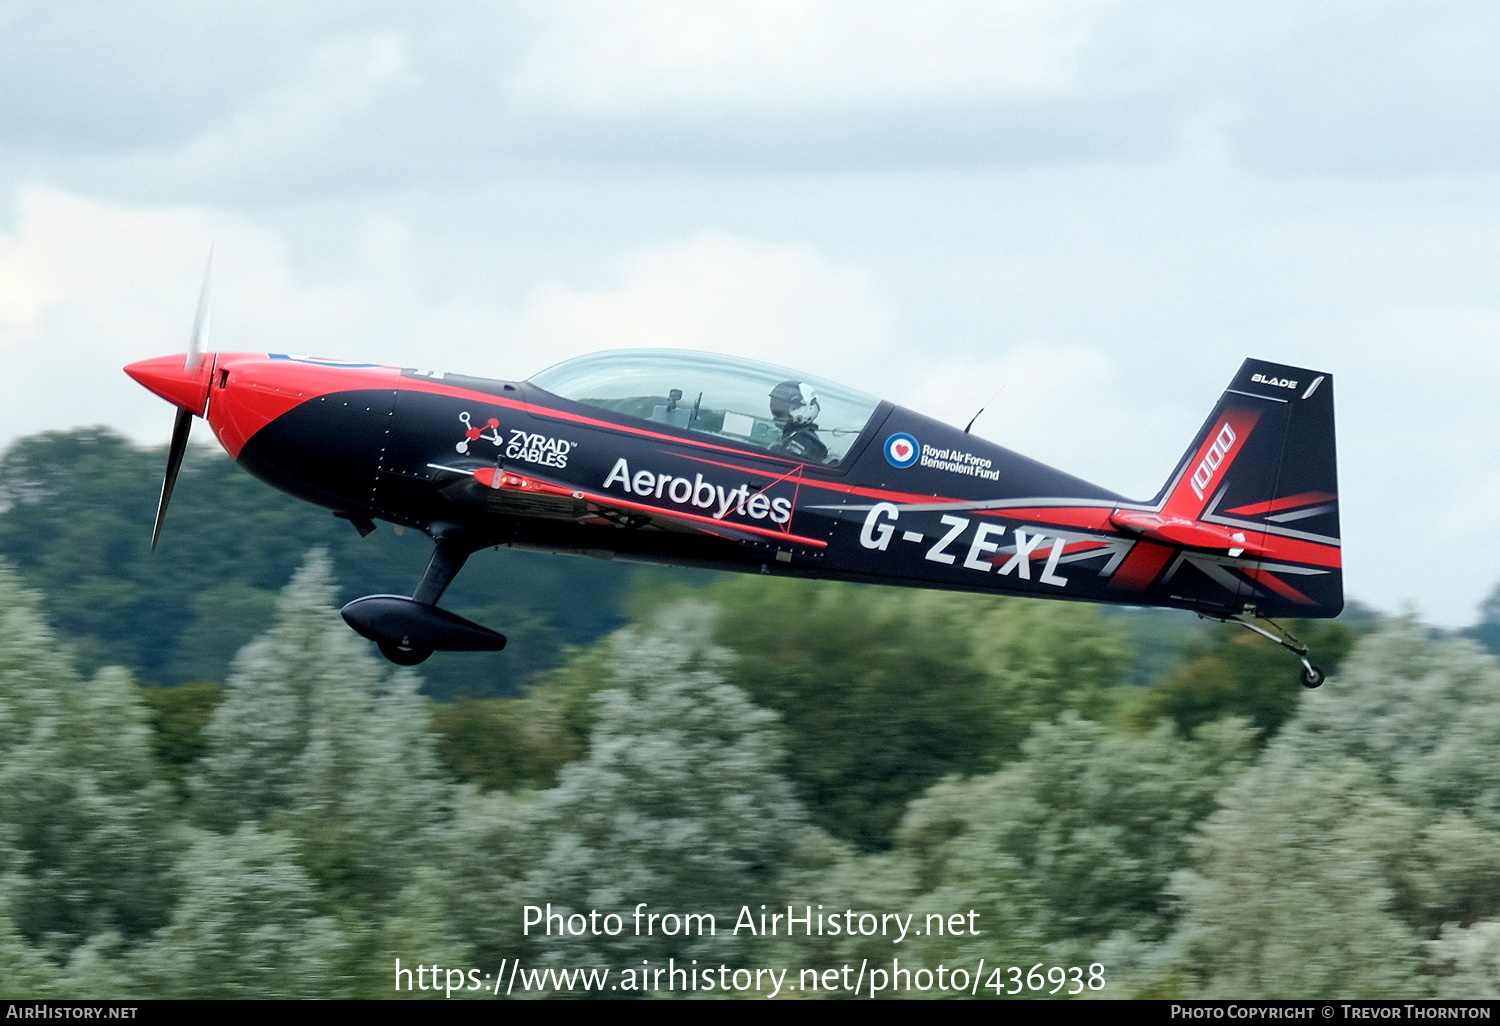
[1116,359,1342,617]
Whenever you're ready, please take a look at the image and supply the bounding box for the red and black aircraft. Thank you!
[126,336,1341,685]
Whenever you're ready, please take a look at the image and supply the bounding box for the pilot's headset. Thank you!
[769,380,821,426]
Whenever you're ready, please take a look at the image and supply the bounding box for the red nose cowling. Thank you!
[125,354,215,417]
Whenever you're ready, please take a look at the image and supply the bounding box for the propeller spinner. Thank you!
[125,255,215,549]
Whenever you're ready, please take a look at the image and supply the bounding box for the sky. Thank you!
[1,1,1498,625]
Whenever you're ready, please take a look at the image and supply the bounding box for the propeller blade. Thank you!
[152,407,193,550]
[186,246,212,371]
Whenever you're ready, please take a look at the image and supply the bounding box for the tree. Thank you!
[0,905,61,998]
[1467,582,1500,658]
[292,660,449,906]
[1157,621,1500,998]
[445,603,806,976]
[191,552,356,829]
[1132,617,1359,739]
[1430,921,1500,999]
[1166,751,1428,998]
[883,713,1252,973]
[708,578,1130,850]
[0,563,172,956]
[967,597,1132,761]
[135,679,224,798]
[191,551,449,907]
[137,826,347,998]
[1278,618,1500,831]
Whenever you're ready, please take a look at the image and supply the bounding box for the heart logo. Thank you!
[884,432,920,469]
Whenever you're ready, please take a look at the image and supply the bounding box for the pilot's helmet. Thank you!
[769,380,820,426]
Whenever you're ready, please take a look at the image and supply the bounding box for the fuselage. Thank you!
[124,350,1343,619]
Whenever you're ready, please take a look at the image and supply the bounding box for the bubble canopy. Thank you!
[527,349,882,465]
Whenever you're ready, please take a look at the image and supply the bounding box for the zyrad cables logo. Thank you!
[884,433,920,469]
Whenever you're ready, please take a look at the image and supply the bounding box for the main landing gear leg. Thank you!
[411,527,473,606]
[1208,613,1325,689]
[340,524,508,666]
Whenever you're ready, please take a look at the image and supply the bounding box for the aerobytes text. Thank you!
[602,459,792,524]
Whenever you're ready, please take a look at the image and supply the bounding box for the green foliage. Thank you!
[1167,752,1429,999]
[445,604,806,975]
[1157,622,1500,999]
[191,551,450,908]
[709,578,1129,850]
[0,564,173,954]
[0,905,61,998]
[764,714,1247,996]
[893,714,1253,965]
[763,828,938,973]
[136,680,224,798]
[0,428,662,696]
[190,552,358,830]
[1280,618,1500,831]
[1388,813,1500,936]
[165,583,277,686]
[1101,607,1207,687]
[0,429,335,684]
[137,825,348,998]
[430,697,575,794]
[1466,583,1500,658]
[968,597,1132,760]
[361,868,472,999]
[1132,617,1360,739]
[429,644,615,793]
[1430,922,1500,999]
[711,580,989,850]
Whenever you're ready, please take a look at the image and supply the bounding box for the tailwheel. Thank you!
[378,639,433,666]
[1206,612,1328,690]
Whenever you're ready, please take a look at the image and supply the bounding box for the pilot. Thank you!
[768,380,828,462]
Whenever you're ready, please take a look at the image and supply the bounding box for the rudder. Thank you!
[1136,359,1342,617]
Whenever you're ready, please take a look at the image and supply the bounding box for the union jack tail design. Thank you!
[1109,359,1341,617]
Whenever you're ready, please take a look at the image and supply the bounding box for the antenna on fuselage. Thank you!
[964,385,1005,435]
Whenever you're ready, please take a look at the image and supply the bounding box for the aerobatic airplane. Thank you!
[126,316,1340,684]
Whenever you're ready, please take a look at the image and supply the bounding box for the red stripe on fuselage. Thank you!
[974,506,1117,531]
[207,355,833,465]
[206,357,1340,581]
[209,358,1138,532]
[206,356,404,457]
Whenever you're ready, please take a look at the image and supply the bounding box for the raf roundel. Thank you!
[884,432,920,469]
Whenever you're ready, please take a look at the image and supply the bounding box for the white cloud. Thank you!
[0,186,228,446]
[1327,305,1500,624]
[510,231,892,380]
[897,343,1191,500]
[0,186,458,447]
[9,3,1500,628]
[504,0,1107,118]
[0,185,222,342]
[118,32,413,192]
